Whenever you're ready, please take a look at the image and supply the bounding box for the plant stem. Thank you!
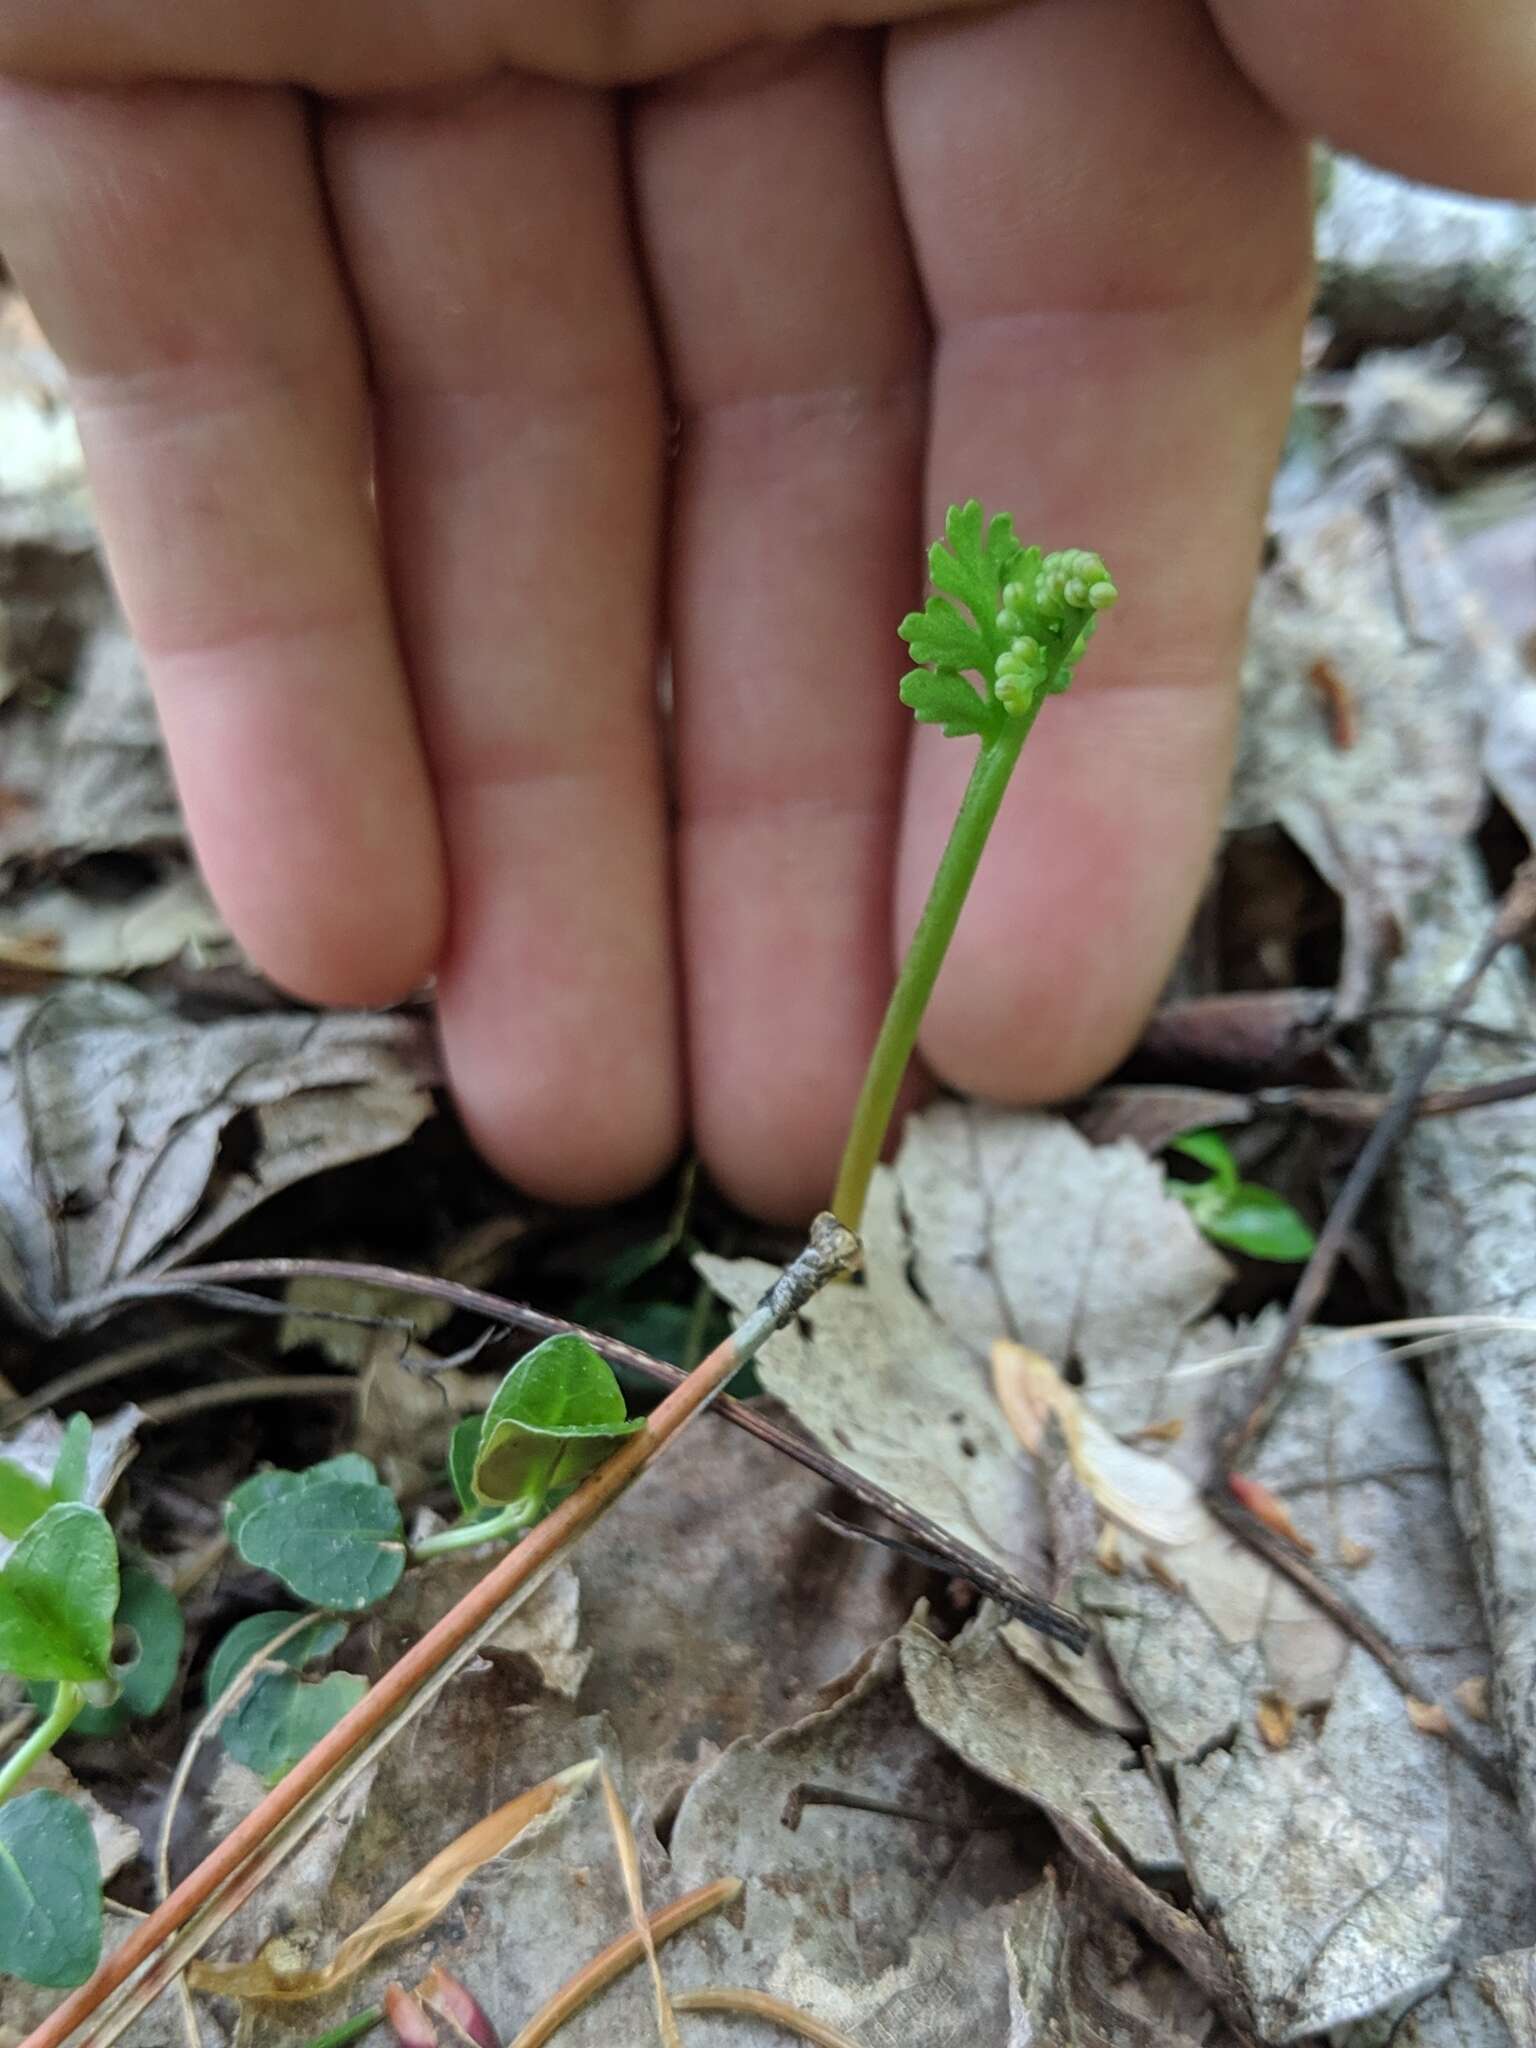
[298,2008,382,2048]
[0,1681,82,1801]
[409,1502,535,1561]
[832,699,1042,1229]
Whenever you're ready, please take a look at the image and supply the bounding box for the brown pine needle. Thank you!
[673,1989,864,2045]
[508,1881,740,2048]
[597,1763,681,2048]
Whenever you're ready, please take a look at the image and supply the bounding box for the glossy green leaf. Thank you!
[1169,1129,1239,1187]
[205,1611,347,1709]
[49,1415,91,1505]
[0,1788,102,1987]
[471,1335,642,1513]
[224,1454,380,1550]
[32,1566,184,1735]
[0,1504,118,1682]
[233,1480,405,1611]
[221,1667,366,1786]
[0,1460,54,1542]
[1195,1186,1316,1264]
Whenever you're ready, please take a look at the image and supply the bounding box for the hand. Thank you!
[0,1,1530,1219]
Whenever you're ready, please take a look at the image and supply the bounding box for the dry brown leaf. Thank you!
[672,1988,863,2046]
[1405,1697,1453,1738]
[1227,1473,1316,1557]
[598,1762,681,2048]
[1455,1676,1492,1724]
[1094,1523,1123,1576]
[507,1881,741,2048]
[1255,1693,1296,1751]
[1127,1417,1185,1445]
[992,1341,1205,1549]
[189,1763,595,2000]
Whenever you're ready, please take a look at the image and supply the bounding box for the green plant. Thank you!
[0,1418,175,1989]
[0,1337,643,1992]
[831,504,1117,1229]
[1167,1130,1316,1263]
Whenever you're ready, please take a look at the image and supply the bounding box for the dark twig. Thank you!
[1256,1069,1536,1126]
[74,1257,1087,1652]
[1204,1492,1511,1801]
[1222,857,1536,1469]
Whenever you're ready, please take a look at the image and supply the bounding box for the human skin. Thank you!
[0,0,1531,1219]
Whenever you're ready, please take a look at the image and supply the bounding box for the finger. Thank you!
[1209,0,1536,198]
[0,82,445,1005]
[634,36,928,1220]
[888,0,1312,1103]
[324,76,680,1203]
[0,0,986,95]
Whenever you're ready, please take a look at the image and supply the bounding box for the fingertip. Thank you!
[444,1023,684,1208]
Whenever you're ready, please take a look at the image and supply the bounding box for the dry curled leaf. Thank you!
[190,1764,595,2001]
[1255,1693,1296,1751]
[1405,1697,1453,1739]
[419,1968,500,2048]
[387,1981,441,2048]
[1455,1676,1492,1724]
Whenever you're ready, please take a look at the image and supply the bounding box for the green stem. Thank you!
[299,2007,383,2048]
[0,1680,83,1802]
[832,695,1043,1230]
[409,1501,536,1561]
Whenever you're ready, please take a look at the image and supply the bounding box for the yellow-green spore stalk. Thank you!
[831,506,1117,1231]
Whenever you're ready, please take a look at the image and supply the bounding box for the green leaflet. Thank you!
[31,1565,184,1737]
[206,1611,360,1786]
[0,1461,54,1542]
[225,1453,380,1552]
[49,1415,91,1505]
[470,1335,643,1516]
[233,1477,405,1612]
[1169,1130,1316,1264]
[0,1789,102,1987]
[0,1504,118,1683]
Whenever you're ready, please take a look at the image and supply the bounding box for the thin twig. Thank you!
[1256,1069,1536,1125]
[20,1217,862,2048]
[74,1258,1085,1651]
[1222,856,1536,1468]
[0,1322,244,1428]
[1203,1491,1511,1800]
[137,1375,356,1427]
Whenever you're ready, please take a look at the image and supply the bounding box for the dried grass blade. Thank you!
[507,1880,739,2048]
[597,1763,681,2048]
[188,1764,594,2001]
[673,1989,863,2045]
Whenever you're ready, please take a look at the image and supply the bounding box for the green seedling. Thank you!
[204,1612,362,1786]
[1167,1130,1316,1263]
[832,504,1117,1229]
[0,1417,181,1989]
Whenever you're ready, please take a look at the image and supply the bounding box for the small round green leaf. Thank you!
[32,1566,184,1736]
[234,1481,405,1611]
[471,1337,642,1512]
[222,1669,367,1786]
[204,1611,347,1710]
[0,1504,119,1683]
[0,1788,102,1987]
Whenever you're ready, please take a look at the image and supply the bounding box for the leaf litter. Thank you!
[5,176,1536,2048]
